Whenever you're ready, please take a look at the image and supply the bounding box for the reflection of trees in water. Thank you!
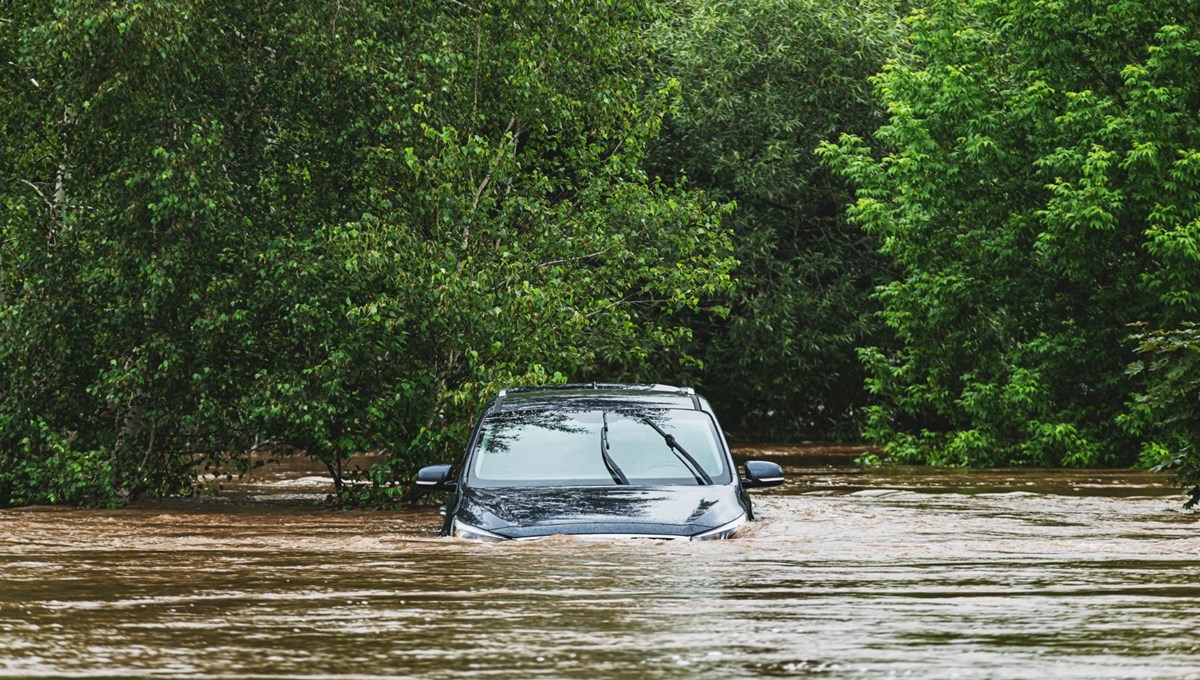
[479,410,588,455]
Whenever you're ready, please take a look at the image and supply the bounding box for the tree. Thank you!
[819,0,1200,470]
[0,0,734,506]
[641,0,902,439]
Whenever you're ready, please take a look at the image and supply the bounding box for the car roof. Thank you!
[491,383,704,414]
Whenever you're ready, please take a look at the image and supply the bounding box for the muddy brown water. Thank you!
[2,446,1198,679]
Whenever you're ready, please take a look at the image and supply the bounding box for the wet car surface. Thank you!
[453,485,748,539]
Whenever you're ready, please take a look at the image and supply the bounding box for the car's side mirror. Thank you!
[415,464,456,491]
[741,460,784,489]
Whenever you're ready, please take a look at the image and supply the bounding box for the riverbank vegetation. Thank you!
[817,0,1200,504]
[2,0,1197,507]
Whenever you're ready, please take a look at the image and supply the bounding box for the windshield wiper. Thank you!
[600,411,629,485]
[631,414,713,485]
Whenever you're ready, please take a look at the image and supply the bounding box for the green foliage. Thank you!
[854,451,885,468]
[0,0,734,506]
[642,0,902,439]
[1124,324,1200,506]
[819,1,1200,469]
[0,420,116,507]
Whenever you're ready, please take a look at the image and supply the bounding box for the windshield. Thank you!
[468,409,731,487]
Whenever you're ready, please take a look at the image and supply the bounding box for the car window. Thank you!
[469,409,730,486]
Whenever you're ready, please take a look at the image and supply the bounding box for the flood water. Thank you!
[2,446,1198,679]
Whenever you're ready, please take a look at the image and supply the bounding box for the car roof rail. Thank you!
[499,383,695,395]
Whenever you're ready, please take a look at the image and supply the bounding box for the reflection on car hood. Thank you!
[456,485,747,538]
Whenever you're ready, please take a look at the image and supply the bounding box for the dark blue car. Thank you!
[416,384,784,540]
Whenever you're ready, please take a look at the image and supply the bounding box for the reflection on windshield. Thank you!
[477,411,586,456]
[470,409,729,486]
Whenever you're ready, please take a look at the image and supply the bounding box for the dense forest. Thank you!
[2,0,1197,507]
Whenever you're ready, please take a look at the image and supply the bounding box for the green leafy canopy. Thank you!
[819,0,1200,476]
[0,0,734,506]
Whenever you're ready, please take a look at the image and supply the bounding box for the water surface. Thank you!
[1,447,1197,678]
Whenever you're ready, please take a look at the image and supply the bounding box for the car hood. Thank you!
[454,484,747,539]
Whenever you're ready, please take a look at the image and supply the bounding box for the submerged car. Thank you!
[415,383,784,541]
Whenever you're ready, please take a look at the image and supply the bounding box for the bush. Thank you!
[1124,324,1200,506]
